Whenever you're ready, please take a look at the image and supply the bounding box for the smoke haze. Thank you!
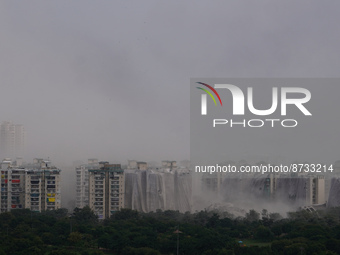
[1,1,340,209]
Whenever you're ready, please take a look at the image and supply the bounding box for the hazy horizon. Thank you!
[2,1,340,210]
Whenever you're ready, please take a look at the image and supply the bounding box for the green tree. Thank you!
[112,208,139,220]
[72,206,98,225]
[255,225,274,242]
[68,231,83,246]
[245,209,260,222]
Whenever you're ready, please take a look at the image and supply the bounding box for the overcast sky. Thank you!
[1,1,340,165]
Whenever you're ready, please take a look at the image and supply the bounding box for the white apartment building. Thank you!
[0,160,26,212]
[127,160,148,170]
[0,158,61,212]
[305,175,325,205]
[25,168,61,212]
[162,160,177,171]
[88,162,124,219]
[75,159,99,208]
[0,121,25,159]
[267,174,326,205]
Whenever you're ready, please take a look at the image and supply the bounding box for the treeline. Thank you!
[0,207,340,254]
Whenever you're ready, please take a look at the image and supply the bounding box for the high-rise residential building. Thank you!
[0,160,26,212]
[127,160,148,170]
[88,162,124,219]
[202,172,223,194]
[203,172,326,208]
[264,174,326,205]
[0,121,25,159]
[75,159,99,208]
[305,175,325,205]
[124,160,192,213]
[0,158,61,213]
[162,160,177,171]
[127,160,138,169]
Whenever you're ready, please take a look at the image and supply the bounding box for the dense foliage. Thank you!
[0,206,340,254]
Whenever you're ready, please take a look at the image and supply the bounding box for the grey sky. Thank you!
[1,1,340,165]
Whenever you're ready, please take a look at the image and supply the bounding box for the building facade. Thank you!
[88,162,124,219]
[0,160,26,212]
[0,158,61,213]
[25,168,61,212]
[127,160,148,170]
[0,121,25,159]
[162,160,177,171]
[75,159,99,208]
[305,175,325,205]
